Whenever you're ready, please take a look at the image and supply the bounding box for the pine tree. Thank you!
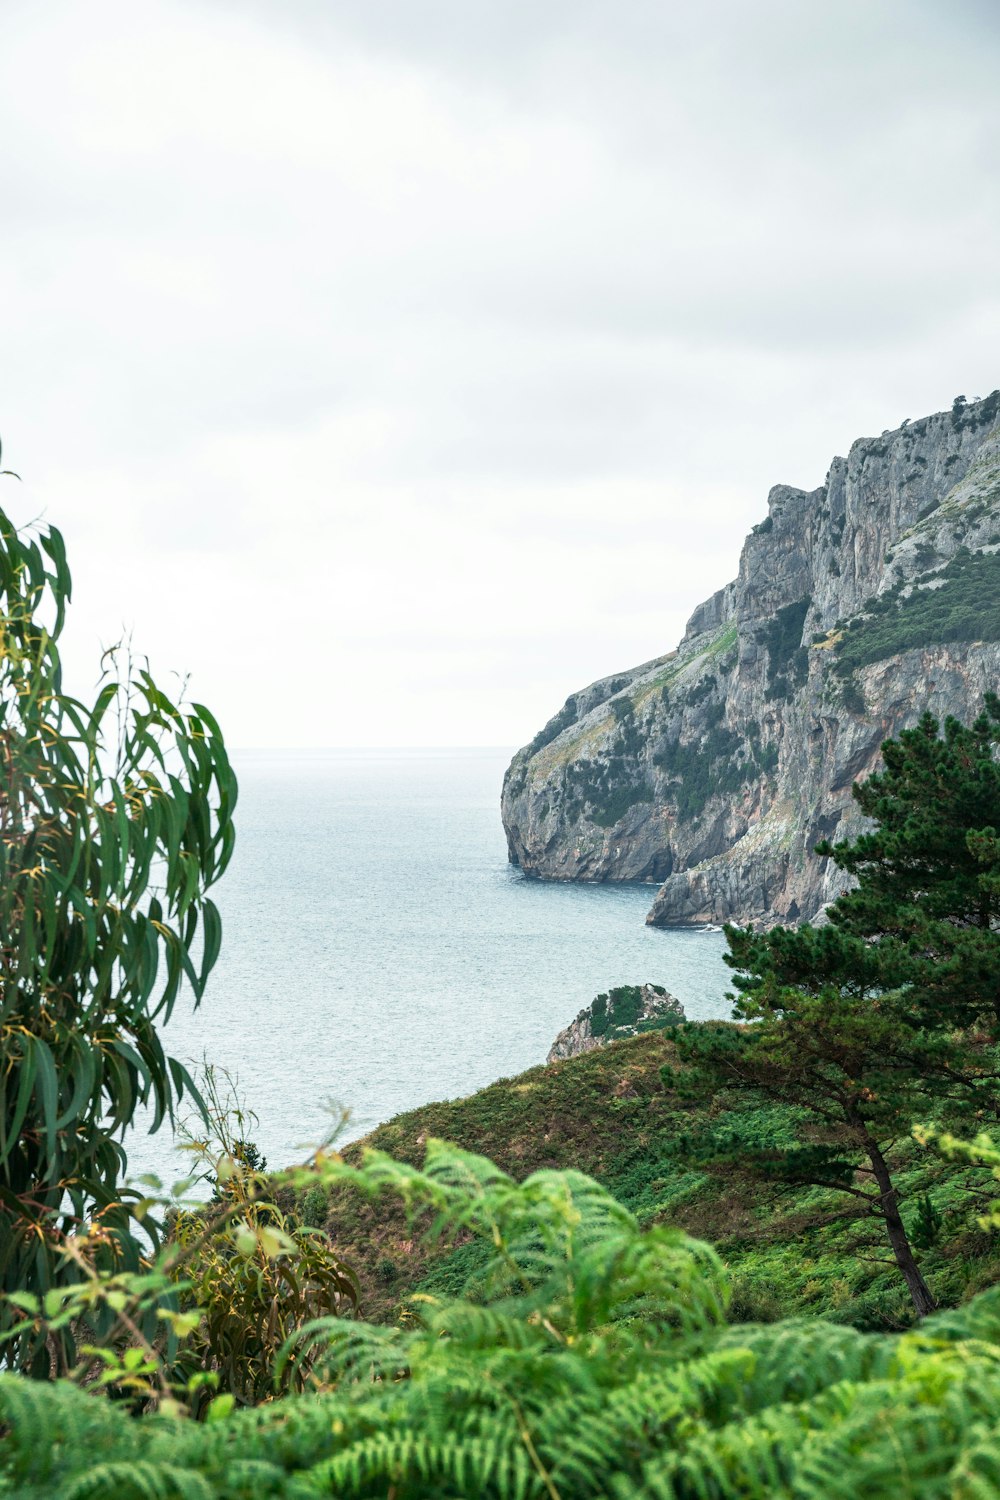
[668,986,981,1318]
[668,701,1000,1320]
[726,699,1000,1033]
[826,697,1000,1031]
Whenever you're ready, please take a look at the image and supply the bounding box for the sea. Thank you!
[125,748,731,1188]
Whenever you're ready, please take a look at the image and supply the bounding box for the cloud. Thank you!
[0,0,997,746]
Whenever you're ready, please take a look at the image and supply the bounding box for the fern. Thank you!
[3,1143,1000,1498]
[62,1462,217,1500]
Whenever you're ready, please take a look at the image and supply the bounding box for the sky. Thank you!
[2,0,999,749]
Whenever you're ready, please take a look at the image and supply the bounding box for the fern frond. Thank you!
[6,1148,1000,1500]
[277,1312,411,1386]
[62,1461,215,1500]
[919,1285,1000,1346]
[0,1375,134,1489]
[715,1318,888,1407]
[312,1431,536,1500]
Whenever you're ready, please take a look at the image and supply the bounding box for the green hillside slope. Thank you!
[313,1031,1000,1329]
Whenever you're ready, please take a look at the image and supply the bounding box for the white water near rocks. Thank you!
[126,748,730,1187]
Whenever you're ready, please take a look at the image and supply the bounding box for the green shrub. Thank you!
[590,985,661,1037]
[654,720,759,820]
[763,596,811,699]
[299,1184,329,1229]
[562,712,652,827]
[6,1141,1000,1499]
[580,774,653,828]
[951,389,1000,432]
[687,674,717,706]
[834,548,1000,678]
[605,985,644,1030]
[840,675,867,714]
[524,699,578,759]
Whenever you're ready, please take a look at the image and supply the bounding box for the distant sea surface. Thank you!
[128,749,731,1184]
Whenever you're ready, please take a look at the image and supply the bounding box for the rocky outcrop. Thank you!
[547,984,686,1062]
[503,392,1000,928]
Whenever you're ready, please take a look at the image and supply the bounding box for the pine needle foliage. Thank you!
[726,698,1000,1033]
[5,1141,1000,1498]
[665,701,1000,1319]
[821,697,1000,1034]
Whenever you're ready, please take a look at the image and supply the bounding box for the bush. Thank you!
[835,548,1000,678]
[562,713,653,827]
[654,720,760,820]
[841,675,867,714]
[763,596,811,699]
[299,1184,329,1229]
[6,1141,1000,1498]
[687,674,717,706]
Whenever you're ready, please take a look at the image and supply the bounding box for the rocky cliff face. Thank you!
[547,983,686,1062]
[502,393,1000,928]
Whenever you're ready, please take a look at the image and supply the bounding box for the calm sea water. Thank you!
[127,749,731,1185]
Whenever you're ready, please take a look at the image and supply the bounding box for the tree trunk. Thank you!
[867,1138,936,1318]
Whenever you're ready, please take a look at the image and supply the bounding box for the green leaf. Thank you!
[205,1392,235,1422]
[234,1229,258,1258]
[4,1292,40,1315]
[54,1042,96,1130]
[31,1037,60,1167]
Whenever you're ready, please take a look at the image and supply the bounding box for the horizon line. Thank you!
[225,744,519,753]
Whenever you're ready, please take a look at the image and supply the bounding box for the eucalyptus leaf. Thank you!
[0,504,236,1376]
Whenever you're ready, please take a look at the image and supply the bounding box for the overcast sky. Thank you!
[2,0,998,748]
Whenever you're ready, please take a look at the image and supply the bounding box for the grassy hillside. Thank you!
[310,1030,1000,1329]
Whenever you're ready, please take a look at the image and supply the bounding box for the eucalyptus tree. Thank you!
[0,485,236,1375]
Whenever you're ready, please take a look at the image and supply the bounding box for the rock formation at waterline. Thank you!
[547,984,686,1062]
[503,393,1000,928]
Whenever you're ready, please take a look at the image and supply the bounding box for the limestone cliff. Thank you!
[502,392,1000,927]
